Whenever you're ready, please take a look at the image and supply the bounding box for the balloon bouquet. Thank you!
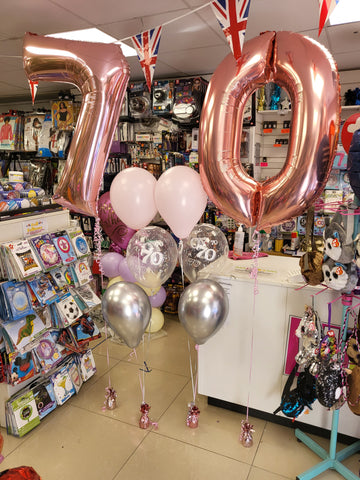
[23,29,340,438]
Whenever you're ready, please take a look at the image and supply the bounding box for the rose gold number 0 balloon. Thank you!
[199,31,341,230]
[23,33,130,217]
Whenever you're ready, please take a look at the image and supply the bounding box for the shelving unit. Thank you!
[255,109,292,181]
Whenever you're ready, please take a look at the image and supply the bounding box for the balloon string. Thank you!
[94,217,103,263]
[178,239,185,288]
[188,339,198,405]
[139,371,145,404]
[246,231,260,421]
[313,199,359,214]
[141,334,146,403]
[104,321,112,390]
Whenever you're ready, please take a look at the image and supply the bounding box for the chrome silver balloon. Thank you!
[102,282,151,349]
[178,279,229,345]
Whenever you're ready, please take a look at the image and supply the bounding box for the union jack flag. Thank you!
[28,80,38,105]
[318,0,340,36]
[131,26,162,92]
[211,0,251,62]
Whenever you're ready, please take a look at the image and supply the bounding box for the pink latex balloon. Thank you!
[155,166,207,239]
[110,168,158,230]
[98,192,136,249]
[149,286,167,308]
[23,32,130,217]
[199,31,340,230]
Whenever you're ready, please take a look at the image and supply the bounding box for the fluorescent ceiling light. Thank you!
[329,0,360,26]
[47,28,137,57]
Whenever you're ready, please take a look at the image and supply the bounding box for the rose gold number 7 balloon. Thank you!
[199,31,341,230]
[23,32,130,217]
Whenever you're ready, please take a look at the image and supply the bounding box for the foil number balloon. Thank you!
[199,31,341,230]
[23,33,130,217]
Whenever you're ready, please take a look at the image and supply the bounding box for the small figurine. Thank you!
[139,402,151,429]
[186,403,200,428]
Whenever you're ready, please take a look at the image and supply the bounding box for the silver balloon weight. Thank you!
[178,279,229,344]
[102,281,151,348]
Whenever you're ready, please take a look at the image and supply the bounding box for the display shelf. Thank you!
[0,208,70,243]
[257,109,292,115]
[0,209,98,431]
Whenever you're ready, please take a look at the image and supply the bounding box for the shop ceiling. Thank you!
[0,0,359,103]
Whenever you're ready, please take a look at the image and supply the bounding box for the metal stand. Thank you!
[295,295,360,479]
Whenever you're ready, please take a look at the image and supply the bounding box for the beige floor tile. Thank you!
[125,318,196,377]
[0,405,147,480]
[92,335,132,361]
[155,380,266,464]
[71,360,188,427]
[248,466,291,480]
[253,421,360,479]
[113,431,251,480]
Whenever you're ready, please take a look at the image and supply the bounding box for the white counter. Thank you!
[198,256,359,438]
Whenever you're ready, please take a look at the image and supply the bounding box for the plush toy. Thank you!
[346,337,360,415]
[347,129,360,203]
[323,211,354,264]
[354,233,360,269]
[322,258,358,293]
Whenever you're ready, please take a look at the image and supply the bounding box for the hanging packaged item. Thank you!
[172,77,208,125]
[51,100,75,131]
[299,207,324,286]
[129,81,152,119]
[0,115,20,151]
[24,114,45,152]
[152,79,174,116]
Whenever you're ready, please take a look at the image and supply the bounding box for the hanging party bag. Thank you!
[346,317,360,415]
[273,364,316,419]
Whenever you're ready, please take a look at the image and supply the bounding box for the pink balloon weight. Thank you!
[100,252,125,278]
[110,168,157,230]
[149,286,167,308]
[155,166,208,239]
[98,192,136,249]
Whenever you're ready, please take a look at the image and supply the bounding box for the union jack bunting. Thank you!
[131,26,163,92]
[28,80,38,105]
[211,0,251,62]
[318,0,340,36]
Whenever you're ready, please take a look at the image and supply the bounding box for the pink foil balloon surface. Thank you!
[23,32,130,217]
[98,192,136,249]
[199,31,340,230]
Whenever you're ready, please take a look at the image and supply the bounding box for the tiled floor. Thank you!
[1,317,360,480]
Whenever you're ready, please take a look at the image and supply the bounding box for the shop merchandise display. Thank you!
[0,218,100,437]
[0,8,359,477]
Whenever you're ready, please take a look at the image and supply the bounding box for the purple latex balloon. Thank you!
[118,257,136,283]
[98,192,136,249]
[149,286,167,308]
[100,252,125,278]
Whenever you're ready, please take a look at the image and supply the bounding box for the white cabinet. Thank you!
[198,256,360,438]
